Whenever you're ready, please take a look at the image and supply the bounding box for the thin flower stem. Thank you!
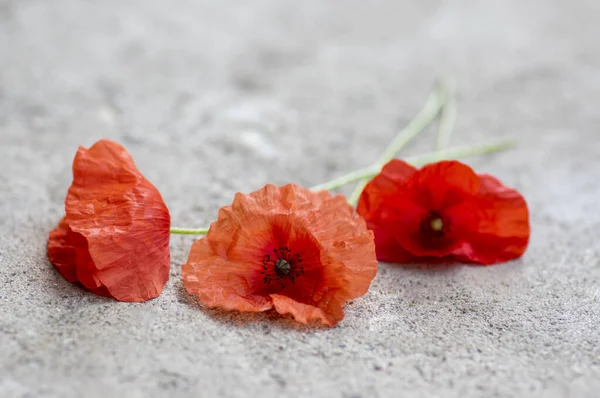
[310,139,516,192]
[170,140,515,235]
[376,88,445,163]
[309,164,380,192]
[436,77,457,150]
[169,227,210,235]
[347,85,448,206]
[407,139,516,165]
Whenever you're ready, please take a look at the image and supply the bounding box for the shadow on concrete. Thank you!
[175,282,332,332]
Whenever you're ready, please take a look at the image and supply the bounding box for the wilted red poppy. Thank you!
[47,139,171,302]
[182,184,378,327]
[357,160,529,265]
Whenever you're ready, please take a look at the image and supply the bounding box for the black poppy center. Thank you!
[275,259,291,276]
[261,246,305,288]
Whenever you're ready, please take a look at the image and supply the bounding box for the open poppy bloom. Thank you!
[47,139,171,302]
[182,184,378,327]
[357,160,529,265]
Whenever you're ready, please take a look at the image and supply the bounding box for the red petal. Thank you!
[448,174,530,264]
[270,294,341,327]
[357,159,416,218]
[183,239,272,312]
[371,227,415,263]
[48,217,88,283]
[358,160,530,265]
[48,139,170,302]
[182,184,378,326]
[407,160,480,210]
[358,160,420,262]
[358,160,475,257]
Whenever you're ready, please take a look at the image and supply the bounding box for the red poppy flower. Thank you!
[357,160,529,265]
[47,139,171,302]
[182,184,378,327]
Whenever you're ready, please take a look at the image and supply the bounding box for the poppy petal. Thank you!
[371,227,415,263]
[48,139,170,302]
[408,160,480,211]
[182,238,273,312]
[357,159,416,217]
[48,217,87,283]
[301,194,378,299]
[270,294,341,327]
[182,184,378,326]
[358,159,530,265]
[448,174,530,264]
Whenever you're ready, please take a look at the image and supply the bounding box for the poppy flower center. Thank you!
[275,259,291,276]
[430,218,444,232]
[421,211,448,238]
[261,246,305,289]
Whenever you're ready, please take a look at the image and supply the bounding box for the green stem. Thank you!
[436,77,457,150]
[378,86,446,163]
[347,85,447,206]
[310,139,515,192]
[310,164,380,192]
[169,227,210,235]
[407,139,516,166]
[171,140,516,235]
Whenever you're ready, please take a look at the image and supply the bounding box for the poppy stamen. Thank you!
[430,218,444,232]
[262,246,304,287]
[275,259,291,276]
[421,211,447,238]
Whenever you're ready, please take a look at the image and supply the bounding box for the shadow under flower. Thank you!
[44,258,117,303]
[382,255,525,274]
[175,282,332,332]
[381,260,465,276]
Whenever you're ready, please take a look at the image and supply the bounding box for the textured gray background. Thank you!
[1,0,599,397]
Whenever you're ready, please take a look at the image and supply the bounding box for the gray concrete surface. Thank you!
[1,0,599,397]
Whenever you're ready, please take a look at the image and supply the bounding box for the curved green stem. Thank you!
[310,139,515,192]
[346,83,449,206]
[310,164,380,192]
[170,140,515,235]
[436,77,457,150]
[376,88,445,162]
[407,139,515,166]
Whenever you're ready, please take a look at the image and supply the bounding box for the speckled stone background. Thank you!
[1,1,599,397]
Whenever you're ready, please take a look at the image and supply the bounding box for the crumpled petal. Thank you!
[270,294,340,327]
[48,139,171,302]
[182,184,378,326]
[357,159,530,265]
[183,239,272,312]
